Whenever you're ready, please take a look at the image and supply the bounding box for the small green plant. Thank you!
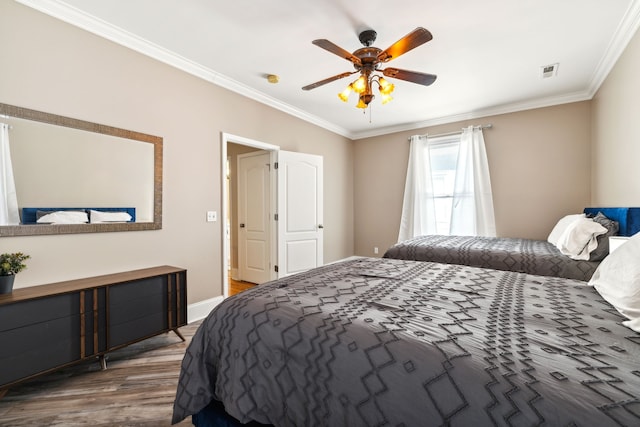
[0,252,30,276]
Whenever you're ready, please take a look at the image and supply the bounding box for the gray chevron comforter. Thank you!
[172,257,640,426]
[383,235,600,281]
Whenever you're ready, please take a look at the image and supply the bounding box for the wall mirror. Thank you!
[0,102,162,237]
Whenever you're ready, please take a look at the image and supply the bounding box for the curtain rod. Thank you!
[408,124,493,141]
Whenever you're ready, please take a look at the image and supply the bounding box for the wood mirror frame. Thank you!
[0,102,162,237]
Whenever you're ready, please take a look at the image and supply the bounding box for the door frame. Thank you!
[221,133,279,298]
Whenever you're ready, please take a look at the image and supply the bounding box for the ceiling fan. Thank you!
[302,27,437,109]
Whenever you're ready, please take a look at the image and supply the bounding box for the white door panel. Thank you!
[277,150,323,278]
[285,162,318,231]
[285,240,318,274]
[246,240,267,269]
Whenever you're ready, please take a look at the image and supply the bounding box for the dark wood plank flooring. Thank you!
[0,323,201,426]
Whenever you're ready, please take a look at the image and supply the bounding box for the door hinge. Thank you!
[274,265,279,273]
[274,162,278,169]
[274,213,278,221]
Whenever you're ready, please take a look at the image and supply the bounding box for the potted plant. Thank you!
[0,252,30,294]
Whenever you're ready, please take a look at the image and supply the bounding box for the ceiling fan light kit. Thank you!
[339,74,395,108]
[303,27,437,110]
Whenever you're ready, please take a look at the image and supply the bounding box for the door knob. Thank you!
[318,224,324,229]
[240,223,245,228]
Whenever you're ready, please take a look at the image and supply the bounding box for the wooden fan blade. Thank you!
[312,39,362,66]
[302,71,356,91]
[382,68,437,86]
[377,27,433,63]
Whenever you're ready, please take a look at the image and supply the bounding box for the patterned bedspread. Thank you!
[383,235,600,281]
[173,258,640,426]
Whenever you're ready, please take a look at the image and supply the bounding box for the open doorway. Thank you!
[221,133,279,298]
[221,133,325,298]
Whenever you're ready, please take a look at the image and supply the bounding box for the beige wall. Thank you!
[591,26,640,204]
[354,102,592,256]
[0,2,354,304]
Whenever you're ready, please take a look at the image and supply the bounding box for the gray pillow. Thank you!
[589,212,620,261]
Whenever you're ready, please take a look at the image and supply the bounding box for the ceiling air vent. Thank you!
[541,63,559,79]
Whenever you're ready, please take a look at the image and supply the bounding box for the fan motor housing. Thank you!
[353,47,382,71]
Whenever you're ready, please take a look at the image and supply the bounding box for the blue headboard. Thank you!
[21,207,136,224]
[583,207,640,237]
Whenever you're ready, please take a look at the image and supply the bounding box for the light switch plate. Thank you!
[206,211,217,222]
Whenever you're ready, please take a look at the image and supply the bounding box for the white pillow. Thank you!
[588,231,640,332]
[90,209,132,223]
[555,217,607,260]
[36,210,89,224]
[547,213,585,245]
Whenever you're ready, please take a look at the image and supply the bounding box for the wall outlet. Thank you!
[207,211,217,222]
[374,246,379,254]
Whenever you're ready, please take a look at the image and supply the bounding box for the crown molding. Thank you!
[587,0,640,97]
[15,0,640,142]
[350,90,593,140]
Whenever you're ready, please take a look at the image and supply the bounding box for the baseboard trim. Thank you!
[187,296,224,323]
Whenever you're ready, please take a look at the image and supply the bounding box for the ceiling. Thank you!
[17,0,640,140]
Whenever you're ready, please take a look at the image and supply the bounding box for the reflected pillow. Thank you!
[589,231,640,332]
[547,213,585,246]
[589,212,620,261]
[36,210,89,224]
[89,210,132,223]
[555,217,607,260]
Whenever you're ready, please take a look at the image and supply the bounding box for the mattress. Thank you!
[383,234,599,280]
[172,257,640,426]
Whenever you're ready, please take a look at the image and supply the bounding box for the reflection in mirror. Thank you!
[0,102,162,237]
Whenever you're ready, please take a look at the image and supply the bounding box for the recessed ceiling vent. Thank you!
[541,63,559,79]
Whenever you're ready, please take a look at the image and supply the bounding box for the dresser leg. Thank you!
[98,355,107,370]
[173,328,186,342]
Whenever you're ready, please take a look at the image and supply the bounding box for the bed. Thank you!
[21,207,136,224]
[382,207,640,281]
[172,244,640,426]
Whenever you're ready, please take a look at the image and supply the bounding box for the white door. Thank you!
[277,150,323,277]
[238,151,272,284]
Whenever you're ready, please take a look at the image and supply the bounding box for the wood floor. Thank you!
[229,276,256,296]
[0,323,201,426]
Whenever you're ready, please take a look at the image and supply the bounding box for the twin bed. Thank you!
[383,207,640,281]
[172,208,640,426]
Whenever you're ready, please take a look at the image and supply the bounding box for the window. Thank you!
[428,136,460,235]
[398,127,496,242]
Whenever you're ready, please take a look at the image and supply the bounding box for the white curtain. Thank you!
[398,127,496,242]
[0,123,20,225]
[397,135,437,242]
[450,126,496,236]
